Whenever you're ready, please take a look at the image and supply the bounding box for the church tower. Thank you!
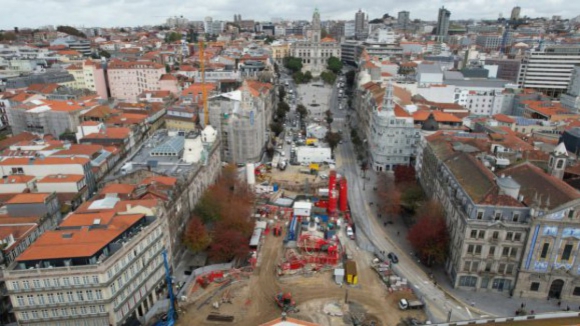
[311,8,321,44]
[548,142,568,180]
[378,81,395,118]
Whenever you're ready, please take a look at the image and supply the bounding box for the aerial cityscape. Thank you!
[2,2,580,326]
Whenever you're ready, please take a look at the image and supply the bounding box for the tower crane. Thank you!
[199,40,209,127]
[154,250,177,326]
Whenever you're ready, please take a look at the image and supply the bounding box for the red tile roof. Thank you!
[6,193,51,204]
[37,174,84,183]
[16,214,145,261]
[0,157,89,166]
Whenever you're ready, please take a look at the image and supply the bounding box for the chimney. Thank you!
[126,204,132,211]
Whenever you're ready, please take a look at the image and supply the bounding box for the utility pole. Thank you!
[447,309,452,322]
[344,288,349,304]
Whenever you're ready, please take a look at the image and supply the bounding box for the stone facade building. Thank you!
[290,9,341,76]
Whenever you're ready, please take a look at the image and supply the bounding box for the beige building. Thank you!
[3,202,169,326]
[290,9,341,76]
[65,60,108,99]
[107,60,165,102]
[270,42,291,61]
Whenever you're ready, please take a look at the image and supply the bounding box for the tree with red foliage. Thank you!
[183,217,211,253]
[208,227,250,262]
[407,200,449,266]
[394,165,416,186]
[376,173,401,218]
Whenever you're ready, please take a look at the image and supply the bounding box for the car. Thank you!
[387,252,399,264]
[346,226,355,239]
[281,152,285,156]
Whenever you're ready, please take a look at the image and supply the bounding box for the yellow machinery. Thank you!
[306,138,318,145]
[199,40,209,126]
[309,163,319,172]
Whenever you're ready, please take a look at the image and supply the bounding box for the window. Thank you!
[506,264,515,274]
[23,280,30,289]
[99,305,106,313]
[73,277,80,285]
[477,211,484,219]
[530,282,540,291]
[463,261,471,271]
[492,231,499,239]
[95,290,103,300]
[562,244,574,261]
[467,244,474,254]
[12,282,19,290]
[41,310,48,318]
[53,278,60,287]
[47,293,55,304]
[506,232,513,241]
[514,233,522,241]
[481,277,490,289]
[489,246,496,256]
[57,292,64,303]
[478,231,485,239]
[90,305,97,314]
[86,290,94,301]
[37,294,45,305]
[459,276,477,287]
[495,212,502,220]
[71,307,77,316]
[92,276,99,284]
[541,243,550,259]
[27,294,35,305]
[61,308,68,316]
[573,287,580,296]
[470,230,477,238]
[63,277,70,286]
[510,248,518,257]
[51,309,58,317]
[76,291,84,301]
[498,263,506,273]
[43,279,51,287]
[80,306,87,314]
[32,310,39,319]
[475,245,482,254]
[16,296,25,306]
[21,312,29,321]
[33,280,41,288]
[66,291,74,302]
[557,159,564,169]
[502,247,510,256]
[513,213,520,222]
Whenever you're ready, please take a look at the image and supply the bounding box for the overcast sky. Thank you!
[1,0,578,29]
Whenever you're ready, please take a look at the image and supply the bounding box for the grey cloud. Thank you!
[0,0,577,29]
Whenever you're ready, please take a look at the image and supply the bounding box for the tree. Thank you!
[400,184,425,213]
[320,70,336,85]
[407,201,449,266]
[56,25,86,38]
[208,228,250,262]
[376,174,401,218]
[304,71,313,83]
[321,28,329,38]
[296,104,308,117]
[324,109,334,125]
[264,36,275,44]
[275,106,287,121]
[165,32,182,43]
[394,165,416,186]
[327,56,343,74]
[270,122,284,136]
[278,101,290,113]
[325,131,342,151]
[194,188,224,223]
[283,56,303,73]
[278,87,286,102]
[369,18,383,24]
[183,217,211,253]
[0,32,16,41]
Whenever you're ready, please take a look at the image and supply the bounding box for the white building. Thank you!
[368,82,417,172]
[416,63,444,87]
[3,202,169,326]
[290,9,341,76]
[517,45,580,98]
[561,66,580,113]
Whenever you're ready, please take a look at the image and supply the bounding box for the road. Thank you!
[333,119,482,323]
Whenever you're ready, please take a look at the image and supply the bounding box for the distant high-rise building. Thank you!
[397,11,410,27]
[355,9,368,40]
[510,6,521,20]
[436,6,451,39]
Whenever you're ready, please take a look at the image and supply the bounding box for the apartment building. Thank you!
[561,66,580,113]
[65,60,108,99]
[208,81,273,164]
[6,99,93,137]
[3,202,169,326]
[475,35,502,51]
[358,82,419,172]
[107,60,165,102]
[517,45,580,98]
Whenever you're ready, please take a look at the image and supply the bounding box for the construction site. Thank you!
[174,169,428,326]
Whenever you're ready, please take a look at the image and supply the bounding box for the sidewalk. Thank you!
[359,169,577,318]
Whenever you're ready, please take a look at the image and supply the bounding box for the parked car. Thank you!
[346,226,355,240]
[387,252,399,264]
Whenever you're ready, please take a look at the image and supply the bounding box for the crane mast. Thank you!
[199,40,209,127]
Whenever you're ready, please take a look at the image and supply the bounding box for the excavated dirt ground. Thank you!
[177,230,427,326]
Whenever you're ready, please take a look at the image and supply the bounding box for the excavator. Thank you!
[274,292,299,313]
